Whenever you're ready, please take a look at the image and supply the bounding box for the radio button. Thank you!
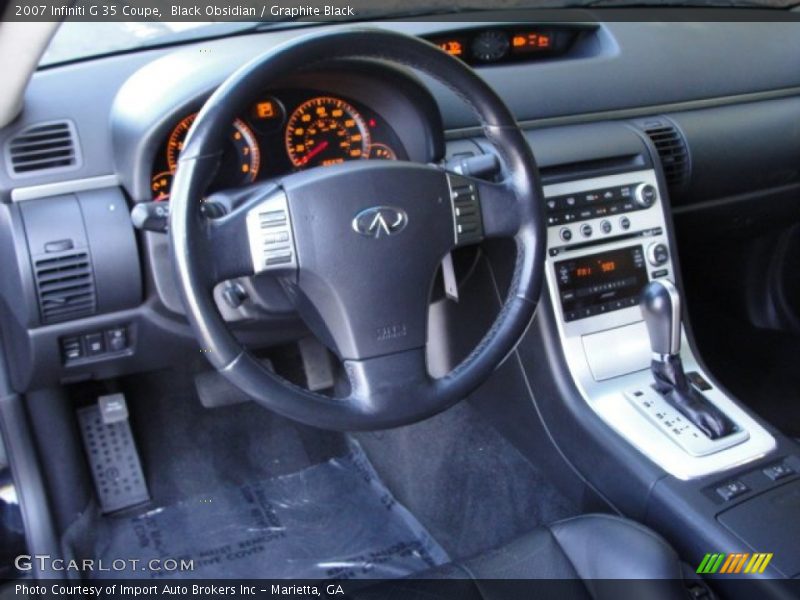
[559,227,573,242]
[583,192,599,204]
[635,183,658,208]
[619,216,631,230]
[600,220,612,234]
[647,243,669,266]
[580,224,593,238]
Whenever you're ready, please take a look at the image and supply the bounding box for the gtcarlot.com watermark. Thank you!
[15,554,195,574]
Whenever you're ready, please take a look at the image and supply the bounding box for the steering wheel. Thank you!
[169,29,545,431]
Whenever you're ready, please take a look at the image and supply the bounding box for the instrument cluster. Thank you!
[150,90,406,202]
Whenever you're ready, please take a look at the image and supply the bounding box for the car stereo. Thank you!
[554,245,648,322]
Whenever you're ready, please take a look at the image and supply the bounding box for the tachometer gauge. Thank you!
[285,96,370,168]
[166,113,261,183]
[368,143,397,161]
[151,171,173,202]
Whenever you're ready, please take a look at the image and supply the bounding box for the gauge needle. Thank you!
[301,140,329,165]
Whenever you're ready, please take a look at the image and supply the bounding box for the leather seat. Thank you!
[441,514,685,580]
[359,514,695,599]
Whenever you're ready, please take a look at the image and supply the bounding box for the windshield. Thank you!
[39,0,797,67]
[40,22,264,66]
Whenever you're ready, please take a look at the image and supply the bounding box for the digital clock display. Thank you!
[555,245,648,322]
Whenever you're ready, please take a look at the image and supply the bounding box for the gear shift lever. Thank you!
[640,280,735,440]
[641,279,682,358]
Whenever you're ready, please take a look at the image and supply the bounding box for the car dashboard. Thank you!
[1,14,800,393]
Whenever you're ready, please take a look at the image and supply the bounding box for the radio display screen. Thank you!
[555,245,648,321]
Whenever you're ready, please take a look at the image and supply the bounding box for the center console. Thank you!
[543,169,775,480]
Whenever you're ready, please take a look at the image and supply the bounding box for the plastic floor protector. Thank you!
[67,441,449,579]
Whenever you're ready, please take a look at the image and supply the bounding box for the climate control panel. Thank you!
[547,181,659,238]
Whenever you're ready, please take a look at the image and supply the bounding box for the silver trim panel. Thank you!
[10,174,120,202]
[582,321,651,381]
[543,169,776,480]
[625,386,749,457]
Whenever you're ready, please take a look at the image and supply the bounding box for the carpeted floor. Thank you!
[62,366,578,577]
[354,401,577,561]
[63,442,448,580]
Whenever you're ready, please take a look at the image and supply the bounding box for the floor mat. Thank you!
[63,442,449,580]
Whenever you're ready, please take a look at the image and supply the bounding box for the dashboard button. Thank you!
[600,220,612,234]
[61,337,83,362]
[580,224,593,238]
[84,333,105,356]
[559,227,572,242]
[647,243,669,266]
[105,327,128,352]
[635,183,658,208]
[619,216,631,230]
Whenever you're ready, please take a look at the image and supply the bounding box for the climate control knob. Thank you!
[647,242,670,266]
[635,183,658,208]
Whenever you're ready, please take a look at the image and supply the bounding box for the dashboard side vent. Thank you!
[5,120,81,177]
[641,119,690,194]
[33,251,96,323]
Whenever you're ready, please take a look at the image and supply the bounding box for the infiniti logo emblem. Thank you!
[352,206,408,238]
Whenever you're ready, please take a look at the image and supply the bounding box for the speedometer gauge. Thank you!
[166,113,260,183]
[285,96,370,168]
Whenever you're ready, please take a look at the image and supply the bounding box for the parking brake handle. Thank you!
[640,280,736,440]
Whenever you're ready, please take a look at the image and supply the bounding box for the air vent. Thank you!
[5,120,81,177]
[33,251,96,323]
[641,119,690,194]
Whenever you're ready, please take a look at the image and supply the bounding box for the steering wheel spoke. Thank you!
[446,172,521,245]
[201,182,298,285]
[344,347,433,416]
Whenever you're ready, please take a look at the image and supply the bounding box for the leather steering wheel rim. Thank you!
[169,28,546,431]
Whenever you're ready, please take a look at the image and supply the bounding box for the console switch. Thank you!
[763,463,794,481]
[716,480,749,502]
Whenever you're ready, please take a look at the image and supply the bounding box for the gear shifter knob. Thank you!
[640,280,681,357]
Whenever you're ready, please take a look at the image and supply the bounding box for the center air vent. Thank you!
[5,120,81,177]
[639,119,690,194]
[33,251,97,323]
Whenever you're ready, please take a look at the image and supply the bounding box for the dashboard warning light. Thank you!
[256,101,276,119]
